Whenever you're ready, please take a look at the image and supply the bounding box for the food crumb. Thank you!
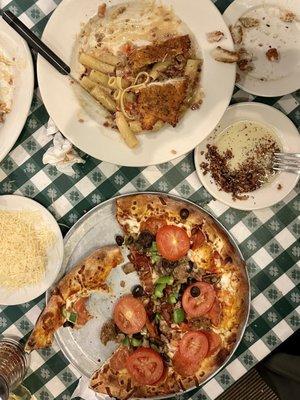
[206,31,225,43]
[266,48,279,62]
[277,184,282,190]
[239,17,260,28]
[98,3,106,18]
[120,280,126,288]
[280,10,296,23]
[171,149,177,154]
[78,118,84,123]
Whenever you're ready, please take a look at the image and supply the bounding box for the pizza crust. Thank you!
[25,246,123,352]
[90,345,222,398]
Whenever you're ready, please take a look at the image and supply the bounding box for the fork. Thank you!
[273,153,300,175]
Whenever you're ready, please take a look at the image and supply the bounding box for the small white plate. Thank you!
[0,195,64,305]
[194,102,300,210]
[0,18,34,162]
[37,0,236,167]
[223,0,300,97]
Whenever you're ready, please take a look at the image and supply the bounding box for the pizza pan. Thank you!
[47,192,250,398]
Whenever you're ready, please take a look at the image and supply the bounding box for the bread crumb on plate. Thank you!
[266,48,279,62]
[206,31,224,43]
[229,24,243,44]
[211,46,239,63]
[280,10,296,23]
[239,17,260,28]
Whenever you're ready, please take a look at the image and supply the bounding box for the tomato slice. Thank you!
[156,225,190,261]
[207,298,221,326]
[182,282,216,318]
[73,297,91,326]
[153,367,168,386]
[126,347,164,385]
[179,331,209,364]
[141,216,167,235]
[205,331,222,356]
[173,351,199,377]
[191,229,205,250]
[109,346,130,372]
[113,295,146,334]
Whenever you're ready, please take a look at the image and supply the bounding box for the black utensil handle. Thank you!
[2,10,71,75]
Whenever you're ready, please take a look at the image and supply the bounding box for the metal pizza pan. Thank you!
[47,192,250,398]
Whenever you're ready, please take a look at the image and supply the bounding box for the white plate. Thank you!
[0,195,64,305]
[37,0,236,167]
[0,18,34,162]
[194,102,300,210]
[223,0,300,97]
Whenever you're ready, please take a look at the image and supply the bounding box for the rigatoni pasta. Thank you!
[79,53,115,74]
[116,112,138,148]
[89,70,110,87]
[91,86,116,112]
[80,76,97,92]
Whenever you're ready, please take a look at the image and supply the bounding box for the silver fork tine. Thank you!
[274,152,300,160]
[273,152,300,175]
[273,166,300,174]
[273,162,300,168]
[274,158,300,165]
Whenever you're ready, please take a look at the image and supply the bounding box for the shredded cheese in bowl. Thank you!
[0,210,55,289]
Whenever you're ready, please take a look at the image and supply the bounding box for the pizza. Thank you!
[90,194,249,398]
[25,245,123,352]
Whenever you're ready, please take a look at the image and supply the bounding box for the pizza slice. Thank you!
[90,194,248,398]
[25,245,123,352]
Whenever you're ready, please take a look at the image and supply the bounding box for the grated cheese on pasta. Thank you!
[0,210,55,288]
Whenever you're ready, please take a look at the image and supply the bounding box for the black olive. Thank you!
[162,259,178,269]
[133,332,143,340]
[161,353,171,365]
[125,235,134,245]
[115,235,124,246]
[162,259,171,269]
[190,286,201,297]
[179,283,188,294]
[149,313,156,322]
[187,276,197,285]
[150,338,163,347]
[137,231,155,248]
[188,260,195,272]
[131,284,144,297]
[63,321,74,328]
[180,208,189,219]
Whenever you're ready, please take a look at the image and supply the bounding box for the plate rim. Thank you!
[51,191,250,398]
[0,17,34,162]
[194,101,300,211]
[223,0,300,97]
[0,194,64,305]
[37,0,236,167]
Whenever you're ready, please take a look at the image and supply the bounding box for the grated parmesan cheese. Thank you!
[0,210,55,288]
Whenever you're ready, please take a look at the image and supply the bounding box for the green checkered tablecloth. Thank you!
[0,0,299,399]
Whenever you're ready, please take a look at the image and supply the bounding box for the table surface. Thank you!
[0,0,299,399]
